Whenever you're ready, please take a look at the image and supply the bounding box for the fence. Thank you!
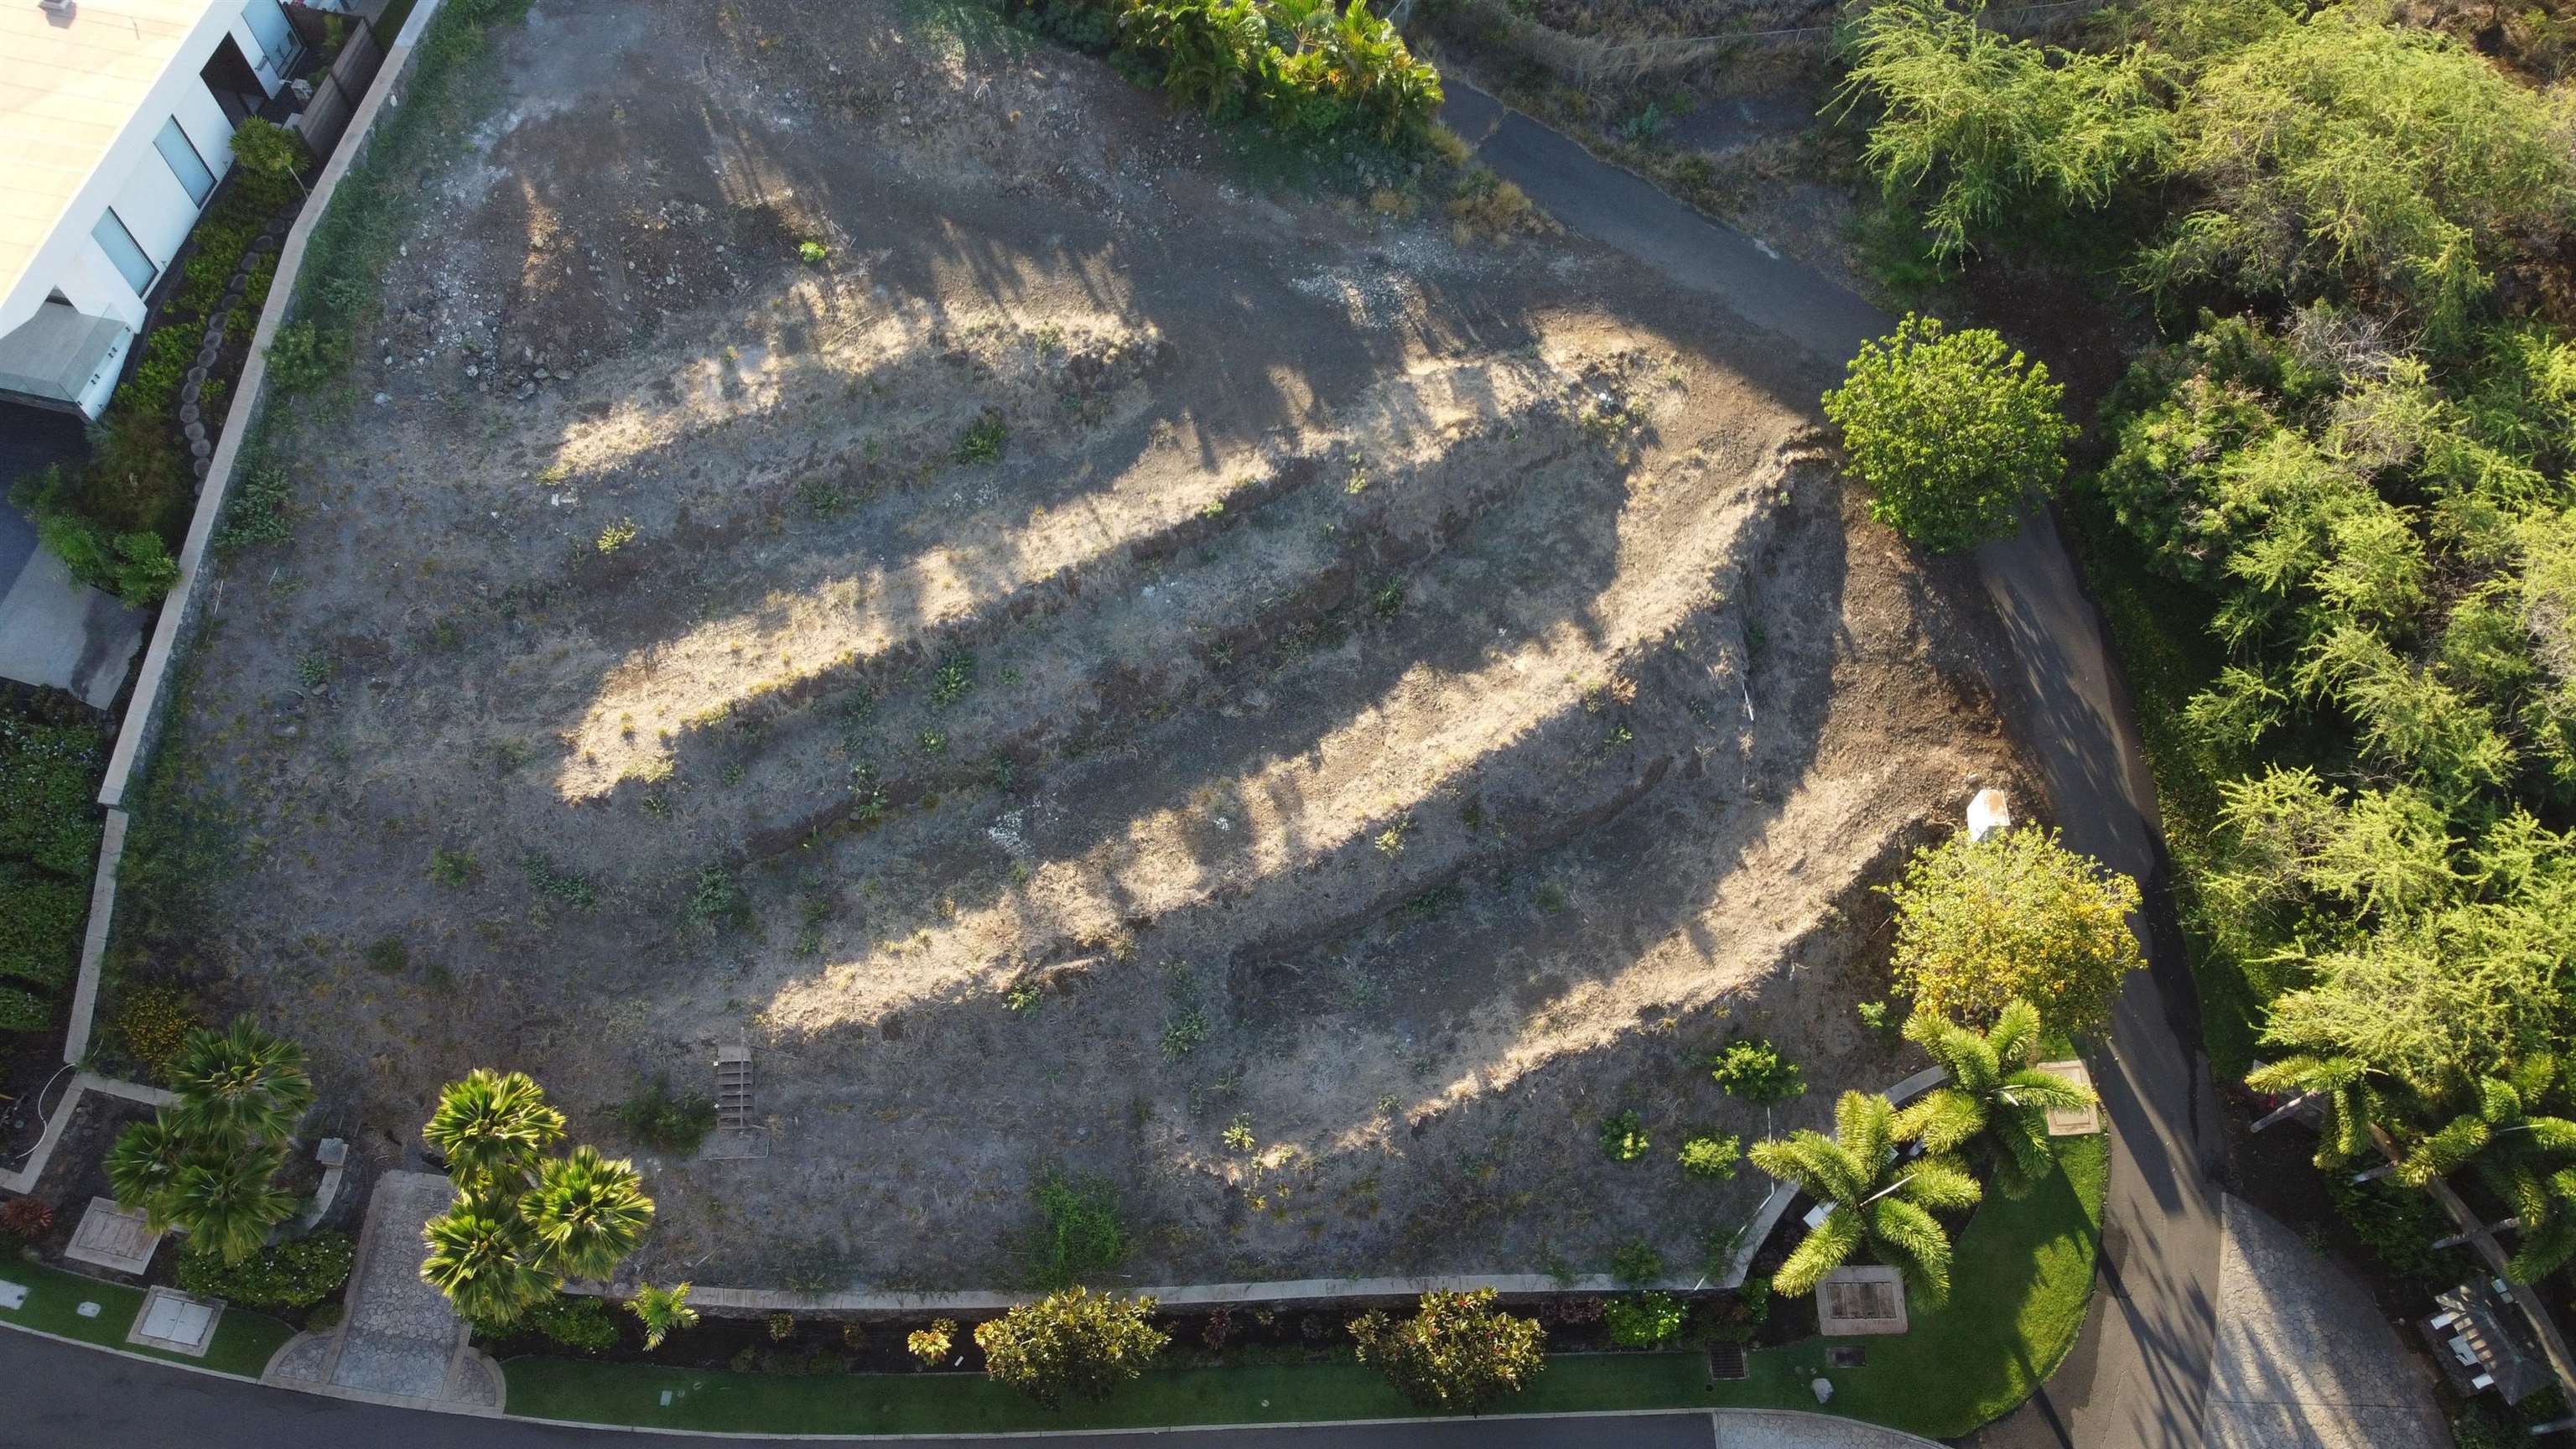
[288,13,388,159]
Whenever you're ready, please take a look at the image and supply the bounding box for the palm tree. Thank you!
[627,1281,699,1350]
[1896,999,2096,1187]
[2387,1057,2576,1282]
[1749,1090,1983,1305]
[2245,1053,2381,1166]
[420,1197,554,1326]
[105,1117,191,1223]
[166,1019,314,1147]
[166,1142,298,1263]
[423,1070,565,1189]
[522,1145,655,1280]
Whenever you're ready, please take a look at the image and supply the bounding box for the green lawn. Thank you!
[0,1257,297,1378]
[506,1134,2107,1436]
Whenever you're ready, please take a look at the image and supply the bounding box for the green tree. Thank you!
[1348,1287,1546,1413]
[2143,9,2576,337]
[1883,826,2146,1033]
[226,117,309,196]
[973,1287,1171,1407]
[165,1019,314,1147]
[164,1142,298,1264]
[521,1145,655,1280]
[1748,1090,1983,1303]
[1895,998,2096,1187]
[627,1281,699,1351]
[423,1069,566,1188]
[421,1197,555,1325]
[1823,314,2075,553]
[1836,0,2174,255]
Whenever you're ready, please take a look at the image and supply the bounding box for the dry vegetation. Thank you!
[130,0,2028,1288]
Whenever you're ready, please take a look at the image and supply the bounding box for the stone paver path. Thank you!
[264,1170,498,1410]
[2200,1195,2448,1447]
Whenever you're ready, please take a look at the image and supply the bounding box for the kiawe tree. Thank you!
[1749,1090,1983,1304]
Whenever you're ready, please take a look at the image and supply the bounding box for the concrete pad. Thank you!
[0,545,143,708]
[0,1280,25,1309]
[63,1197,161,1275]
[1815,1265,1909,1336]
[127,1286,223,1356]
[2034,1060,2101,1136]
[2201,1195,2449,1448]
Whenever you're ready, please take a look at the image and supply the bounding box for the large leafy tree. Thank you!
[1748,1091,1983,1304]
[1883,826,2146,1034]
[1897,999,2097,1187]
[1824,314,2076,553]
[973,1288,1171,1407]
[1348,1288,1546,1413]
[416,1072,653,1326]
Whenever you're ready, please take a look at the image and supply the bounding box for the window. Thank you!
[242,0,300,70]
[154,117,216,205]
[91,208,158,295]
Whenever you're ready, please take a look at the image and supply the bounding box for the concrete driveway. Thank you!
[0,404,143,709]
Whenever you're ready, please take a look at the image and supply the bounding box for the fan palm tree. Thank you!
[1896,999,2097,1187]
[166,1142,298,1263]
[423,1070,565,1189]
[522,1145,656,1280]
[166,1018,315,1148]
[2245,1052,2381,1166]
[420,1197,554,1326]
[1749,1090,1984,1305]
[105,1116,191,1223]
[627,1281,699,1351]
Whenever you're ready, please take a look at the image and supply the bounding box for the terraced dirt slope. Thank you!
[137,0,2028,1286]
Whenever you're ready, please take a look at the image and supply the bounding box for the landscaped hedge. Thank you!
[0,715,105,877]
[174,1231,355,1308]
[0,863,84,989]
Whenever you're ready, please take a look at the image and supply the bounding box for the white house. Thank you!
[0,0,306,418]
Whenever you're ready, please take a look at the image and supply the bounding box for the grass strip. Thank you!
[506,1135,2106,1437]
[0,1257,296,1379]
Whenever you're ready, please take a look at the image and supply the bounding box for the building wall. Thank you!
[0,0,269,340]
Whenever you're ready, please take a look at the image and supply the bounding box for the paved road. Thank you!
[1440,81,2229,1449]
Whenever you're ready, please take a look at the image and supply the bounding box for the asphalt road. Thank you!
[0,1329,1749,1449]
[1439,80,2229,1449]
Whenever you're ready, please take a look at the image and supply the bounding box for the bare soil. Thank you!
[138,0,2031,1289]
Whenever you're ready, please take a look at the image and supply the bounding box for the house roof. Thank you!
[0,0,226,316]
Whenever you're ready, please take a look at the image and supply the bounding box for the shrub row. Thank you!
[0,704,106,1041]
[174,1231,356,1309]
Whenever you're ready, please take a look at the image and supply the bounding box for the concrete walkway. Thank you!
[2200,1196,2450,1448]
[263,1169,501,1412]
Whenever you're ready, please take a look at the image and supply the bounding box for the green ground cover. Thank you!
[0,1257,295,1378]
[506,1135,2105,1436]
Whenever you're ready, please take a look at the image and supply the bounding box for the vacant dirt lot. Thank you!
[138,0,2028,1288]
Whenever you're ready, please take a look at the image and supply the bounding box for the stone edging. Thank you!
[558,1064,1954,1317]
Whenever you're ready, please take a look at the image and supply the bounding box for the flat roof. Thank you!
[0,0,225,307]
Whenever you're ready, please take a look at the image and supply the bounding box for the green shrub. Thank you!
[2324,1175,2471,1290]
[953,412,1009,465]
[684,864,750,931]
[1676,1133,1741,1181]
[0,985,50,1032]
[0,716,102,877]
[1597,1109,1650,1162]
[0,863,83,989]
[215,465,298,552]
[974,1288,1169,1406]
[1823,313,2075,553]
[265,321,334,395]
[111,983,200,1078]
[517,1293,621,1353]
[1349,1288,1545,1412]
[174,1233,355,1308]
[1710,1037,1806,1105]
[614,1077,716,1156]
[1609,1238,1664,1284]
[1029,1173,1127,1289]
[1602,1290,1687,1347]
